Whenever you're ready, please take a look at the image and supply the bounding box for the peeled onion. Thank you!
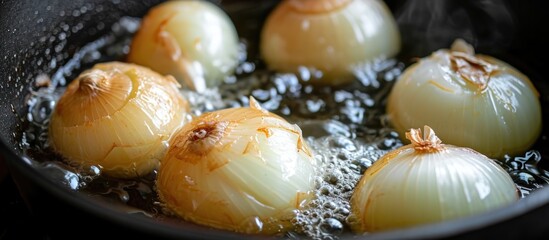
[349,126,519,233]
[260,0,401,85]
[386,39,542,159]
[128,0,239,91]
[157,98,316,234]
[49,62,189,178]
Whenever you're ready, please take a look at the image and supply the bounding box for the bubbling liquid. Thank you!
[20,15,549,239]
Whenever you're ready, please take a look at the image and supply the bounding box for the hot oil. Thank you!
[20,10,549,240]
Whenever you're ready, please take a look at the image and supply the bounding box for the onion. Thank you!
[157,97,316,234]
[49,62,189,179]
[349,126,519,233]
[127,0,239,91]
[386,39,542,159]
[260,0,401,85]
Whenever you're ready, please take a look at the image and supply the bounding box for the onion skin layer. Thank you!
[49,62,189,179]
[157,99,316,234]
[260,0,401,86]
[349,126,519,233]
[127,0,239,91]
[386,43,542,159]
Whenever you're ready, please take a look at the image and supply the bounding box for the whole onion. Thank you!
[157,98,317,234]
[260,0,401,85]
[387,39,542,159]
[349,126,519,232]
[128,0,240,91]
[49,62,189,178]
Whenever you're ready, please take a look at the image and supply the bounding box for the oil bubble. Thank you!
[320,218,344,234]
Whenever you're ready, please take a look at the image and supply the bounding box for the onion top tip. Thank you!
[406,125,444,152]
[248,96,268,113]
[450,38,475,55]
[76,69,108,95]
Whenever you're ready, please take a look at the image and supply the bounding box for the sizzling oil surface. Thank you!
[20,15,549,240]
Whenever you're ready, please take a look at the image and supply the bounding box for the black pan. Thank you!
[2,0,549,239]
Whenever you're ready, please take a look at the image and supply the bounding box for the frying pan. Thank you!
[2,0,549,239]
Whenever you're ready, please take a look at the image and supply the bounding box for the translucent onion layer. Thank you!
[157,98,316,234]
[260,0,401,85]
[387,39,542,159]
[350,126,518,233]
[128,0,239,91]
[49,62,189,178]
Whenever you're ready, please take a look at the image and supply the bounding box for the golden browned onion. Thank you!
[260,0,401,85]
[157,98,316,234]
[49,62,189,178]
[127,0,240,91]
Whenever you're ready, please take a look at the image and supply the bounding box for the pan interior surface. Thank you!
[2,0,549,239]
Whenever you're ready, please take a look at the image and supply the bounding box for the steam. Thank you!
[395,0,515,58]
